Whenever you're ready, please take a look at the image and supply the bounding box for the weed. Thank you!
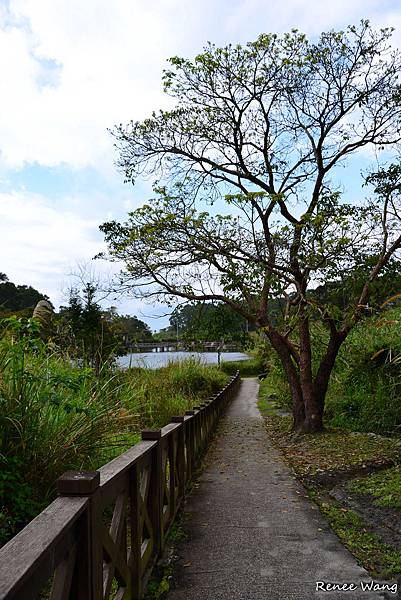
[348,466,401,509]
[311,491,401,580]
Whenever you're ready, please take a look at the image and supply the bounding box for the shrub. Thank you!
[0,456,43,545]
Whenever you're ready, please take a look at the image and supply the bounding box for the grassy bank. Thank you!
[0,334,228,546]
[220,356,264,377]
[258,378,401,580]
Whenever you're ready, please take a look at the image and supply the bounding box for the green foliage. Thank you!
[110,312,153,348]
[0,457,42,545]
[309,258,401,314]
[0,319,228,545]
[256,342,292,411]
[348,466,401,509]
[169,302,249,344]
[1,314,42,342]
[325,307,401,434]
[57,288,153,363]
[152,325,176,341]
[118,359,228,430]
[0,323,127,486]
[258,377,292,417]
[146,576,170,599]
[56,284,119,371]
[315,496,401,580]
[257,305,401,434]
[0,275,48,313]
[0,342,126,543]
[166,522,187,543]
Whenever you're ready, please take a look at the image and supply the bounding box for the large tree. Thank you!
[57,284,118,372]
[169,302,248,344]
[109,312,153,352]
[101,22,401,432]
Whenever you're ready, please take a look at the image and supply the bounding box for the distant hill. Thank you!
[0,273,49,312]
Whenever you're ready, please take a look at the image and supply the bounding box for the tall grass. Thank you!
[116,359,227,430]
[0,333,135,544]
[325,307,401,435]
[219,356,264,377]
[0,327,228,545]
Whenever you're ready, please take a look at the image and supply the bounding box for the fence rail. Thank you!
[0,371,240,600]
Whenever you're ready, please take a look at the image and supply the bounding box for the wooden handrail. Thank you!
[0,371,240,600]
[0,497,89,599]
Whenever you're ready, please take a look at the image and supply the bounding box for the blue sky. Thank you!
[1,0,400,329]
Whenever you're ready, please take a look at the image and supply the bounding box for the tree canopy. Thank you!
[108,312,153,349]
[0,275,49,313]
[101,22,401,432]
[169,302,248,343]
[57,286,153,365]
[57,284,119,371]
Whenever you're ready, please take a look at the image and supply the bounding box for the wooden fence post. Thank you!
[56,471,103,600]
[171,416,186,504]
[141,430,163,557]
[185,411,195,478]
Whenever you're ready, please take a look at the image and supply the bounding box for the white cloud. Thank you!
[0,188,170,324]
[1,0,401,328]
[225,0,392,37]
[0,0,185,169]
[0,0,399,171]
[0,189,104,302]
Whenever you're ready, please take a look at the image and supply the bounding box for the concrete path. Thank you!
[167,379,389,600]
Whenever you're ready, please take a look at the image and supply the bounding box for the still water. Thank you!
[117,351,250,369]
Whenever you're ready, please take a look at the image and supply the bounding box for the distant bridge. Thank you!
[124,340,239,353]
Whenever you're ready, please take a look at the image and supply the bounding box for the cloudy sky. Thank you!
[1,0,401,328]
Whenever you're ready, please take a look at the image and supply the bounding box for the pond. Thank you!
[117,351,250,369]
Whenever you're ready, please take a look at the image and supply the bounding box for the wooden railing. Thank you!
[0,372,240,600]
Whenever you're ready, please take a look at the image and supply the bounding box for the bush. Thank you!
[0,457,43,545]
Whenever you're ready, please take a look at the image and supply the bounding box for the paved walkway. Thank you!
[167,379,388,600]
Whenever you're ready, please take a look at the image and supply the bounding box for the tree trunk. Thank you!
[298,314,324,432]
[266,323,348,433]
[300,388,324,432]
[266,329,305,429]
[313,329,347,411]
[292,388,305,430]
